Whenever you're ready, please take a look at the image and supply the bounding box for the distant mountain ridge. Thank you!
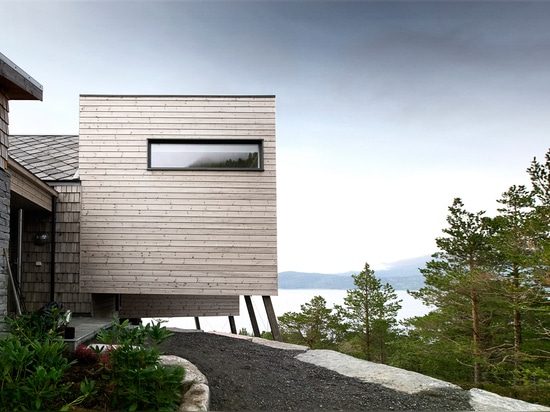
[279,256,429,291]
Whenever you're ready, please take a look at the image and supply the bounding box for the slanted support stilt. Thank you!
[244,296,261,337]
[228,316,237,334]
[194,317,201,330]
[262,295,282,342]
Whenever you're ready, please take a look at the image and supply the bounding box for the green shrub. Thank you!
[5,306,67,342]
[107,363,185,411]
[97,318,174,347]
[0,330,72,410]
[97,319,185,411]
[1,315,184,411]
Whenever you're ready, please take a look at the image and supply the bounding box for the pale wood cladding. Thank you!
[118,294,239,318]
[79,96,277,296]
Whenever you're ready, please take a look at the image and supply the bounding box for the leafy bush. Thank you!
[107,362,185,411]
[5,304,67,342]
[0,311,75,411]
[96,317,174,347]
[96,319,185,411]
[2,314,183,411]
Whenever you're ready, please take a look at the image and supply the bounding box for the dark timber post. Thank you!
[244,296,261,337]
[262,296,282,341]
[194,317,201,330]
[50,196,57,302]
[228,316,237,334]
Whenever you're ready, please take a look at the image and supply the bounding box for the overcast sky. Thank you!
[4,1,550,273]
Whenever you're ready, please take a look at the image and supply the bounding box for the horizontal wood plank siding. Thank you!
[91,294,117,317]
[118,294,239,318]
[79,96,277,296]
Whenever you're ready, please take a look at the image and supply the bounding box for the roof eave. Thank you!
[0,52,43,101]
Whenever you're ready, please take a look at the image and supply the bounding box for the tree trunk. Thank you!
[512,265,522,379]
[365,306,371,361]
[471,289,482,384]
[513,307,521,374]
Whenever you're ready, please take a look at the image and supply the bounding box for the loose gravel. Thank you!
[159,331,472,411]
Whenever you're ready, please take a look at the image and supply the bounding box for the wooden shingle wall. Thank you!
[54,184,91,313]
[20,212,51,311]
[19,184,91,313]
[79,95,277,297]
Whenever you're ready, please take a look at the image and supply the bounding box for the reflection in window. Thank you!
[149,140,262,170]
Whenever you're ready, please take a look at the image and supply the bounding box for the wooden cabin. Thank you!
[9,95,279,337]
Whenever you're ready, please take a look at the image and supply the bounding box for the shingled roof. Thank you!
[9,135,79,181]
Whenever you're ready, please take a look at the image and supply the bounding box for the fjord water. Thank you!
[153,289,432,334]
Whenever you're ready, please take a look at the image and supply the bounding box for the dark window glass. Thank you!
[149,140,263,170]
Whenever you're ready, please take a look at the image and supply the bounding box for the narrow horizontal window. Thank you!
[148,139,263,171]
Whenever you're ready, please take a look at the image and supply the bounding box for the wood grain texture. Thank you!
[79,95,277,296]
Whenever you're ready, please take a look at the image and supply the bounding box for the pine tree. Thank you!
[410,198,495,384]
[490,185,542,377]
[277,295,338,349]
[527,150,550,287]
[523,151,550,366]
[336,262,401,362]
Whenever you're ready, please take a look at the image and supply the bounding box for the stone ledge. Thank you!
[468,388,550,411]
[296,349,460,395]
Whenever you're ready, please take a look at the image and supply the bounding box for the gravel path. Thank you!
[159,331,472,411]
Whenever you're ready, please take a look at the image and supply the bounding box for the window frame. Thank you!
[147,139,264,171]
